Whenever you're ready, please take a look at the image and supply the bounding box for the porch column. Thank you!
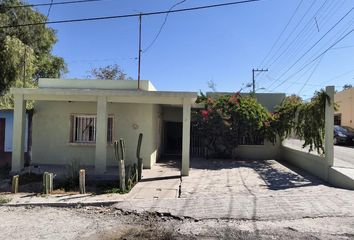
[182,98,191,176]
[325,86,335,169]
[95,96,107,174]
[12,94,26,172]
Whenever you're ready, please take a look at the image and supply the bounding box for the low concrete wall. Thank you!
[329,168,354,190]
[279,145,328,181]
[280,144,354,190]
[237,141,280,160]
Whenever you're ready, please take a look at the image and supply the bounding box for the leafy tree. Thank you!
[343,84,352,90]
[0,0,66,108]
[89,64,130,80]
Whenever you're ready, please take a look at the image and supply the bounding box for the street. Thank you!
[283,139,354,168]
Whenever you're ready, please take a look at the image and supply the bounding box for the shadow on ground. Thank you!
[158,157,324,191]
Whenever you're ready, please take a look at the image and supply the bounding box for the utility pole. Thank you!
[252,68,268,93]
[137,13,142,90]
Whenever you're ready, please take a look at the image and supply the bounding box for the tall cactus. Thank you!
[136,133,143,181]
[114,139,126,191]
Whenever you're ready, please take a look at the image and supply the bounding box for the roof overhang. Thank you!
[10,88,198,105]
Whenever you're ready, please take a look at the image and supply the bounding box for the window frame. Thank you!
[69,114,114,145]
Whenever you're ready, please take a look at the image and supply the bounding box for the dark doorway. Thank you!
[0,118,5,152]
[163,122,182,156]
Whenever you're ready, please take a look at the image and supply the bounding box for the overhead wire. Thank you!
[143,0,187,53]
[269,6,354,91]
[260,0,317,69]
[0,0,265,29]
[297,54,325,95]
[268,0,343,79]
[270,26,354,92]
[266,0,328,70]
[257,0,303,68]
[46,0,54,19]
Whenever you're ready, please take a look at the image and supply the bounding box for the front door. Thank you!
[163,122,182,156]
[0,118,5,153]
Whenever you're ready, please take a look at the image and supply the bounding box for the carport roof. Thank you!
[10,87,198,105]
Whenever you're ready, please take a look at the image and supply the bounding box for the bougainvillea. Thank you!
[194,92,271,158]
[194,90,330,158]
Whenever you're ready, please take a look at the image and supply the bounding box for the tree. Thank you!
[89,64,130,80]
[343,84,352,90]
[0,0,66,107]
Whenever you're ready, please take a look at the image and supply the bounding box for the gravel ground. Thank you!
[0,206,353,240]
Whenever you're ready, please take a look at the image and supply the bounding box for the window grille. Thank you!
[70,115,113,143]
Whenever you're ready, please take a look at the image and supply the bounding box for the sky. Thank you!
[27,0,354,99]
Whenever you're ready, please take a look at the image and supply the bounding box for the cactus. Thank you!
[12,175,19,193]
[136,133,143,181]
[114,139,126,191]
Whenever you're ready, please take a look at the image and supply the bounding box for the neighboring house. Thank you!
[334,87,354,128]
[10,79,285,176]
[0,109,30,167]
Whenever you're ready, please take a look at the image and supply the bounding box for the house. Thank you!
[10,79,197,176]
[334,87,354,128]
[0,109,30,167]
[10,79,285,176]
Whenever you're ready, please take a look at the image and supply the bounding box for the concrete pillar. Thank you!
[325,86,335,168]
[12,94,26,172]
[182,98,191,176]
[95,96,107,174]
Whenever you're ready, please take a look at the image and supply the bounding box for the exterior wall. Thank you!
[0,111,29,153]
[161,106,183,122]
[31,101,160,168]
[236,141,280,160]
[38,79,156,91]
[207,92,286,112]
[334,88,354,128]
[279,145,328,181]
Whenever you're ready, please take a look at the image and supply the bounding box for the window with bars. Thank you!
[70,115,113,143]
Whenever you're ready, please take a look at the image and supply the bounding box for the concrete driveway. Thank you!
[115,158,354,220]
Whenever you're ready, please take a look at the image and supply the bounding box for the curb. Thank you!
[2,200,123,208]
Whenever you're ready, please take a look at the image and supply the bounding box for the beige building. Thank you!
[10,79,285,176]
[11,79,197,176]
[334,87,354,128]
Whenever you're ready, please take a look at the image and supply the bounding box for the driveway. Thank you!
[283,138,354,168]
[115,158,354,220]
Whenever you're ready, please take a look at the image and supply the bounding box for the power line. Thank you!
[46,0,54,19]
[270,7,354,90]
[0,0,264,29]
[1,0,107,9]
[270,0,344,77]
[271,27,354,91]
[258,0,303,67]
[143,0,187,53]
[297,54,324,95]
[266,0,328,70]
[261,0,317,69]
